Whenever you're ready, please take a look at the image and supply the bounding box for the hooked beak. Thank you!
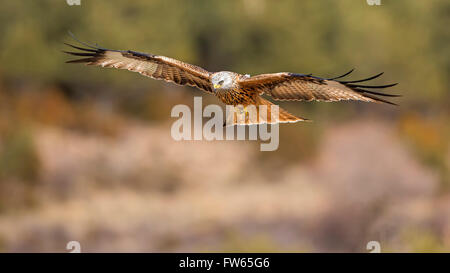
[213,84,221,89]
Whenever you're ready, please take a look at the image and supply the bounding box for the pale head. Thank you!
[211,71,237,91]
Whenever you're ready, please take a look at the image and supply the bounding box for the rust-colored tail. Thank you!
[225,96,309,126]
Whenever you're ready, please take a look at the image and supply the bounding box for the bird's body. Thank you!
[64,38,399,125]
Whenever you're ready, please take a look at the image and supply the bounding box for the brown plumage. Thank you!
[64,38,400,125]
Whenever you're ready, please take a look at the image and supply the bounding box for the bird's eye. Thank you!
[218,80,224,85]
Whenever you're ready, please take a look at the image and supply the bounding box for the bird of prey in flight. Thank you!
[64,37,399,125]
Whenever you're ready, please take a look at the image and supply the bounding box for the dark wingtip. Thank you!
[362,93,399,106]
[62,50,96,57]
[373,98,399,106]
[357,88,402,97]
[67,31,97,49]
[66,31,108,51]
[328,68,355,80]
[65,57,95,64]
[339,72,384,84]
[63,42,99,52]
[347,82,399,89]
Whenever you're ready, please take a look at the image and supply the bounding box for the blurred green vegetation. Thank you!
[0,127,40,182]
[398,113,450,190]
[217,230,298,252]
[401,228,448,252]
[0,126,41,212]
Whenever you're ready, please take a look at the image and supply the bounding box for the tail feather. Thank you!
[225,96,309,126]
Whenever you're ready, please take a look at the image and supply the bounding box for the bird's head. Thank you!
[211,71,235,91]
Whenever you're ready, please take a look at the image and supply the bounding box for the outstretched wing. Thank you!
[238,69,400,105]
[64,41,213,93]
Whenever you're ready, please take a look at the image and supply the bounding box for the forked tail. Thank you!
[225,96,309,126]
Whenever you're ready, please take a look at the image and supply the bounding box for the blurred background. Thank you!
[0,0,449,252]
